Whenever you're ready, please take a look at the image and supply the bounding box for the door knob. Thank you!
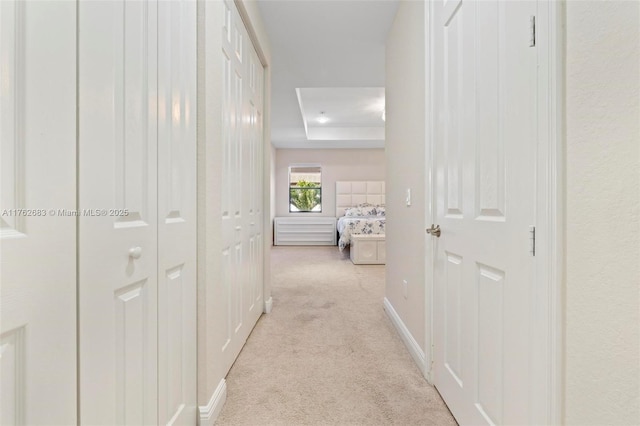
[128,246,142,259]
[426,224,441,237]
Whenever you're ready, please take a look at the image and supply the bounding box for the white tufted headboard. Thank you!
[335,181,386,217]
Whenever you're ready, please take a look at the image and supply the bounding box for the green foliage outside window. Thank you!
[289,180,321,212]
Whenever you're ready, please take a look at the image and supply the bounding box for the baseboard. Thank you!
[264,296,273,314]
[383,297,426,374]
[199,378,227,426]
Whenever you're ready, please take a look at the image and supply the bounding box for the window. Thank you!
[289,165,322,212]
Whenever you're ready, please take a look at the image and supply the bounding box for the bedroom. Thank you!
[273,150,387,264]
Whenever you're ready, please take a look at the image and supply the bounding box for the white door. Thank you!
[431,0,540,424]
[216,0,265,378]
[245,15,265,348]
[0,1,77,424]
[79,1,159,423]
[157,0,198,424]
[79,0,197,423]
[219,0,244,374]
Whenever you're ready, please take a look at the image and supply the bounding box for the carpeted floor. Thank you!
[216,246,457,426]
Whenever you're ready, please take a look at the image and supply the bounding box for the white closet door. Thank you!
[0,1,77,424]
[79,1,159,423]
[245,27,265,336]
[217,0,265,378]
[219,0,242,374]
[157,0,197,424]
[431,0,539,424]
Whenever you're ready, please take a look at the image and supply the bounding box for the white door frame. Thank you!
[423,1,564,423]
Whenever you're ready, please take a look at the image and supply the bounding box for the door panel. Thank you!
[444,252,463,386]
[79,1,159,423]
[432,0,538,424]
[246,35,264,329]
[476,264,505,425]
[215,0,265,381]
[220,0,243,371]
[443,1,464,219]
[0,2,77,423]
[475,1,506,221]
[157,0,197,424]
[114,281,152,425]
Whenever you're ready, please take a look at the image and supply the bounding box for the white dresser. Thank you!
[274,217,337,246]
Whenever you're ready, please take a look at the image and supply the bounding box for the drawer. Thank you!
[274,217,336,246]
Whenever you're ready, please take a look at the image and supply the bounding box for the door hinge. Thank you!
[529,15,536,47]
[529,225,536,256]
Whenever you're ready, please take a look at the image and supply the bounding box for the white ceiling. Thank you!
[297,87,385,140]
[257,0,399,149]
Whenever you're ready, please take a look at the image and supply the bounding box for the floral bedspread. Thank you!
[337,217,386,251]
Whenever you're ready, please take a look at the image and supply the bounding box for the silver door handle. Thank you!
[426,224,441,238]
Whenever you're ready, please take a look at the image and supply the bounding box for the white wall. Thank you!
[384,0,426,351]
[275,148,385,218]
[564,1,640,423]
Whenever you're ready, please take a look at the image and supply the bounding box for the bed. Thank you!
[335,181,386,264]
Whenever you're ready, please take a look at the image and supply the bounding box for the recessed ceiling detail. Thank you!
[296,87,385,141]
[257,0,398,149]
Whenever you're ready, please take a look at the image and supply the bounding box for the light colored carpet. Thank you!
[216,246,457,426]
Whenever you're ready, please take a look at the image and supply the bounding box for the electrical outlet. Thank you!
[402,279,408,299]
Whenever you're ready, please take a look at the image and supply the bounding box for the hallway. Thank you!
[216,246,456,425]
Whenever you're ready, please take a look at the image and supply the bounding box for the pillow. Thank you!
[344,207,361,217]
[344,205,379,217]
[344,203,385,217]
[358,205,377,216]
